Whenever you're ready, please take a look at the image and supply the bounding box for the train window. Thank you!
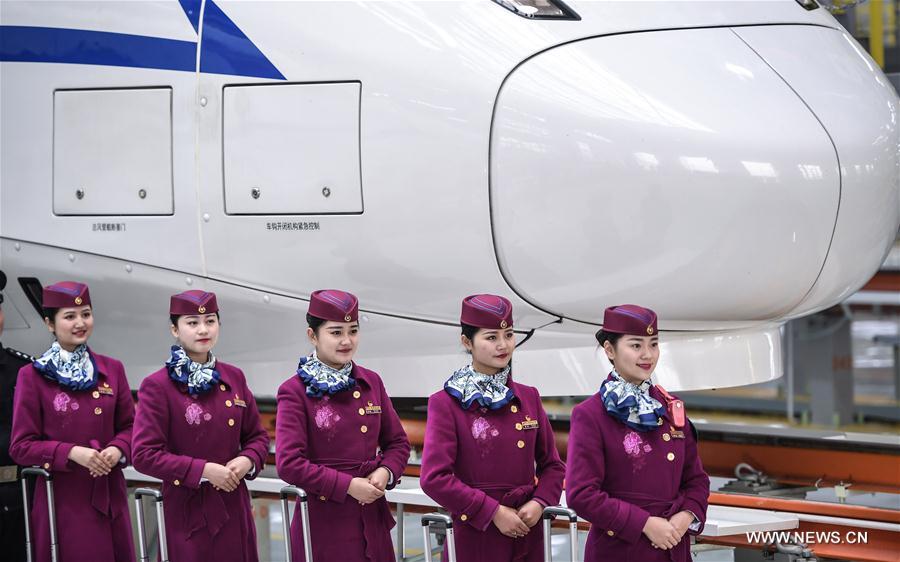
[52,87,174,216]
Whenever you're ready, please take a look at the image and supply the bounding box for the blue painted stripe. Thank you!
[178,0,202,34]
[199,0,284,80]
[0,25,197,72]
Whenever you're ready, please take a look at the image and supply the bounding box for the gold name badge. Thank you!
[520,416,539,430]
[233,397,248,408]
[365,402,382,415]
[98,386,115,396]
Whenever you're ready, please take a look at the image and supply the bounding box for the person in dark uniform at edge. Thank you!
[0,270,33,562]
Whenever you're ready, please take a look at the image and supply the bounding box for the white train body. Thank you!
[1,1,898,397]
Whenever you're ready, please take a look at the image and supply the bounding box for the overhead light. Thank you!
[491,0,580,20]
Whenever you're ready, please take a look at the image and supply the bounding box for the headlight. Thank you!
[491,0,580,20]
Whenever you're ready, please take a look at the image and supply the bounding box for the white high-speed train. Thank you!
[1,0,898,398]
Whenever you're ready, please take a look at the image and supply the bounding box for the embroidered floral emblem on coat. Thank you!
[185,403,203,425]
[471,417,499,441]
[313,396,342,440]
[623,431,643,457]
[470,415,500,458]
[623,430,651,472]
[53,392,71,412]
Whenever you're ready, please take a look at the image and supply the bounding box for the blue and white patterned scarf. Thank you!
[33,342,97,390]
[444,364,514,410]
[297,351,355,397]
[600,371,665,432]
[165,345,220,394]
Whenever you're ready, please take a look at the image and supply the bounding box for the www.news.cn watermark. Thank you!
[746,531,869,545]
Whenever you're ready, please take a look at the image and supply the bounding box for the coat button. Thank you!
[360,425,368,433]
[220,384,226,391]
[353,390,361,399]
[662,433,671,442]
[460,514,468,522]
[510,405,518,413]
[94,407,102,415]
[515,423,523,431]
[43,463,50,470]
[667,452,675,461]
[92,390,100,399]
[173,479,180,486]
[607,530,615,536]
[517,440,525,449]
[225,400,233,407]
[358,408,365,415]
[228,418,235,427]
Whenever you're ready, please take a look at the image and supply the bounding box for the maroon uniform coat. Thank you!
[420,379,565,562]
[132,362,270,562]
[276,364,410,562]
[10,352,136,562]
[566,386,710,562]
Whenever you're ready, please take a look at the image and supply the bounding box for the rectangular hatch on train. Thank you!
[53,87,174,216]
[222,82,363,215]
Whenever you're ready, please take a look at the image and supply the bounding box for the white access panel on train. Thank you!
[53,87,174,215]
[223,82,363,215]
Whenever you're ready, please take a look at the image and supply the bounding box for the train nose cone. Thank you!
[732,25,900,317]
[491,27,897,325]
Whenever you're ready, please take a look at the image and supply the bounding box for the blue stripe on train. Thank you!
[0,26,197,72]
[0,0,284,80]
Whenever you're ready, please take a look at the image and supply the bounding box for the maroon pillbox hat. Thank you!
[460,294,513,330]
[170,290,218,315]
[42,281,91,308]
[308,289,358,322]
[602,304,658,336]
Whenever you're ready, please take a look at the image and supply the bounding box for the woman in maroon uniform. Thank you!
[420,294,565,562]
[10,281,135,562]
[276,289,410,562]
[566,304,710,562]
[132,290,269,562]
